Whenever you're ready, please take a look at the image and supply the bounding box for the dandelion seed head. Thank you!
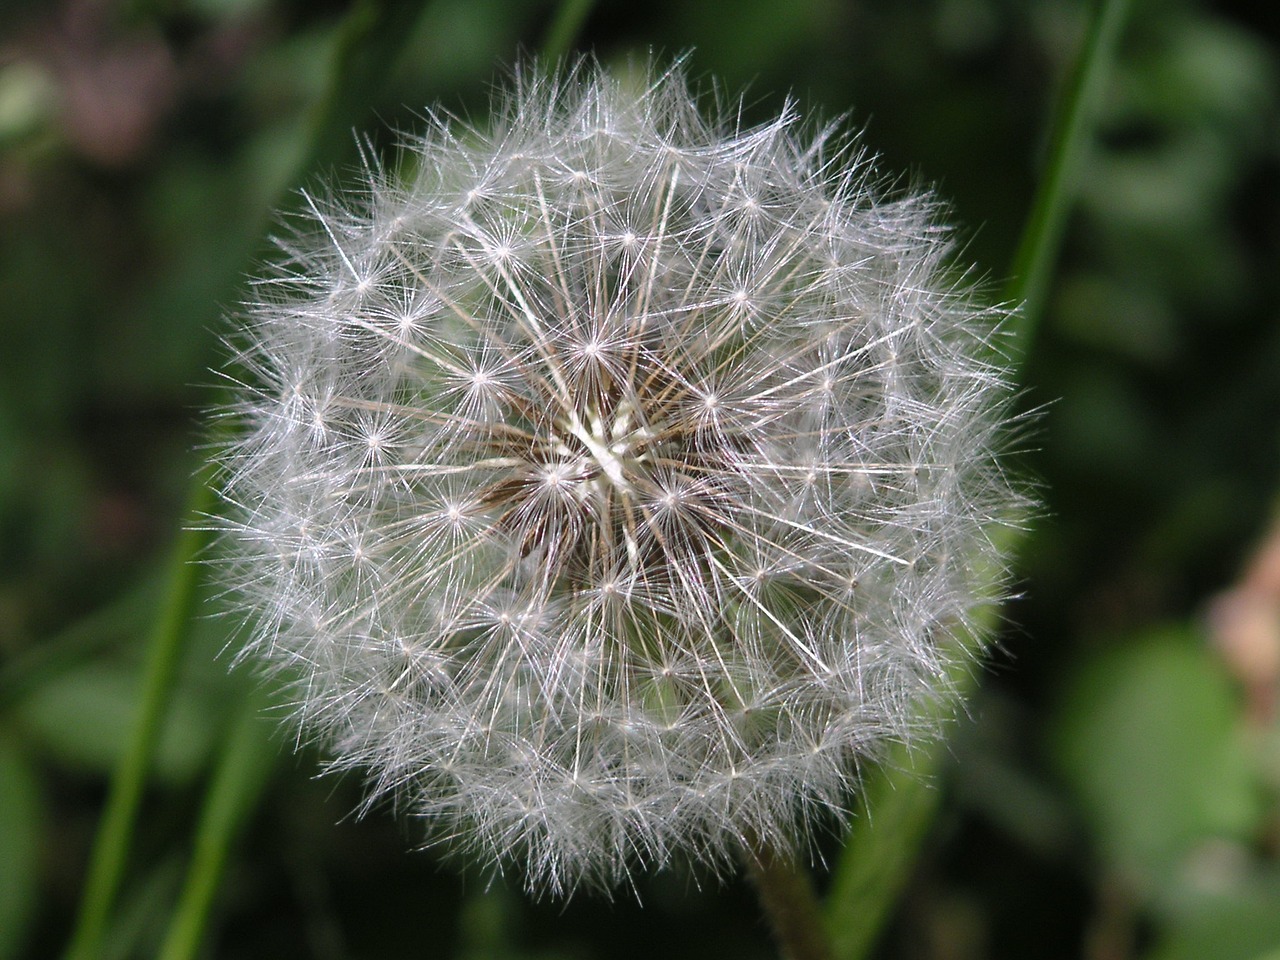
[214,59,1021,895]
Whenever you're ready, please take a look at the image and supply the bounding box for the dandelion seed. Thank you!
[213,59,1020,895]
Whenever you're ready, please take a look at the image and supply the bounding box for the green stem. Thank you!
[745,840,835,960]
[540,0,596,63]
[62,478,212,960]
[157,706,277,960]
[823,659,980,960]
[822,2,1132,957]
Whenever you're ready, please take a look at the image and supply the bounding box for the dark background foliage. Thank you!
[1,1,1278,957]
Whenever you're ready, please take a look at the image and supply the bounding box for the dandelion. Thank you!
[214,59,1018,895]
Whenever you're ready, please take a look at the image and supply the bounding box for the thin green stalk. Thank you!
[823,639,988,960]
[302,0,436,177]
[541,0,596,63]
[63,5,438,958]
[1006,0,1133,346]
[745,841,835,960]
[62,477,212,960]
[157,706,277,960]
[823,2,1131,957]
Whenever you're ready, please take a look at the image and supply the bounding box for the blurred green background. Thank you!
[1,0,1278,957]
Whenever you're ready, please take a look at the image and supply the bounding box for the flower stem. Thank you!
[745,841,835,960]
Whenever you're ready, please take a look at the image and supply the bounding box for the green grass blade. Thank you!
[62,478,212,960]
[0,737,43,960]
[157,706,277,960]
[823,2,1132,956]
[302,0,439,177]
[62,4,440,958]
[541,0,596,63]
[1006,0,1133,347]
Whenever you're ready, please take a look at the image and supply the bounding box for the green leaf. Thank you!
[824,743,942,960]
[1145,870,1280,960]
[1050,625,1261,896]
[17,661,218,784]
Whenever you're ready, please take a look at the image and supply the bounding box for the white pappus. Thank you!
[213,59,1021,896]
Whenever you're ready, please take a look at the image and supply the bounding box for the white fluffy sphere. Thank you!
[215,61,1017,894]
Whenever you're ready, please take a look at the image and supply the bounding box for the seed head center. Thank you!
[550,395,657,500]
